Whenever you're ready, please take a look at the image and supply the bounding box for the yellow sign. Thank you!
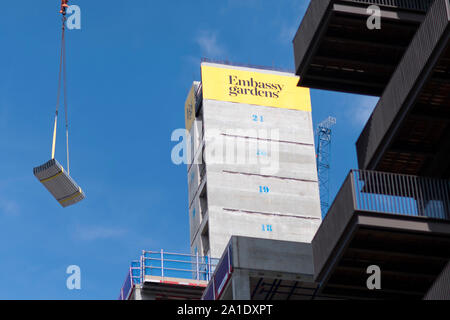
[185,85,196,131]
[201,65,311,112]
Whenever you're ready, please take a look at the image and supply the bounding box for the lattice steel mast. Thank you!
[316,116,336,218]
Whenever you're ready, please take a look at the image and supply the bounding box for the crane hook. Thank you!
[60,0,69,16]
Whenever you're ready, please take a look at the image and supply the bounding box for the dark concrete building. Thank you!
[293,0,450,300]
[293,0,435,96]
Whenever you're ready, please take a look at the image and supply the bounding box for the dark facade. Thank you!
[293,0,435,95]
[294,0,450,299]
[312,170,450,299]
[424,262,450,300]
[356,0,450,178]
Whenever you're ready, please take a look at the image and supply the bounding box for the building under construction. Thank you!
[120,0,450,300]
[119,60,323,300]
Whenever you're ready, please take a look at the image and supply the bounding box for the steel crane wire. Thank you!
[33,1,85,208]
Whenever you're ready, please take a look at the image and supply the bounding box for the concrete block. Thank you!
[208,208,320,259]
[203,99,314,145]
[206,171,321,218]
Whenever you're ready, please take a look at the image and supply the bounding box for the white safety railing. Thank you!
[119,250,218,300]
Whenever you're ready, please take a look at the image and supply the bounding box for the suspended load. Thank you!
[34,0,85,208]
[34,159,85,208]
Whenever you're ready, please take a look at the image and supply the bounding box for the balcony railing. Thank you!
[351,170,450,220]
[141,250,217,281]
[119,250,218,300]
[200,57,294,74]
[342,0,434,12]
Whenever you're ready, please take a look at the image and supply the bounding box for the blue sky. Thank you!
[0,1,378,299]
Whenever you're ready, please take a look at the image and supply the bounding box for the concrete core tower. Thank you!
[185,61,322,259]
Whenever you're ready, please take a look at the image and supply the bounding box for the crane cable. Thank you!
[52,3,70,175]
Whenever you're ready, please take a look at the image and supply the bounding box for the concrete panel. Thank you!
[231,269,251,300]
[190,226,206,257]
[205,135,318,181]
[208,208,321,258]
[187,163,199,206]
[189,196,201,244]
[231,236,314,276]
[130,286,147,300]
[203,99,314,145]
[358,214,450,235]
[191,210,211,257]
[206,171,321,219]
[187,118,204,172]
